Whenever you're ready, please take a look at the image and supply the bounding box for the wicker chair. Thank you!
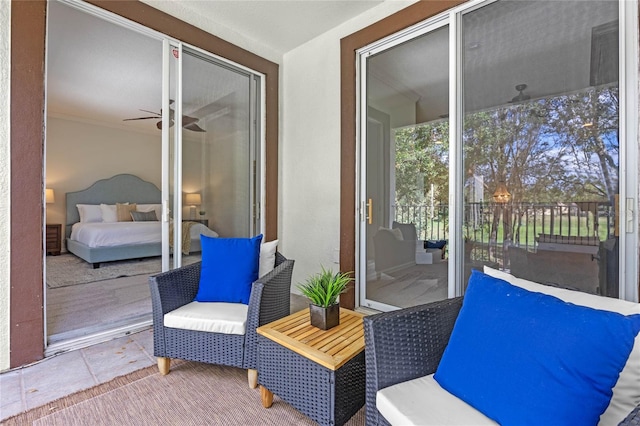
[149,252,294,388]
[364,297,640,426]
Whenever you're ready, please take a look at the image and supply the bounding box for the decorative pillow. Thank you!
[391,228,404,240]
[130,210,158,221]
[137,203,163,221]
[116,203,137,222]
[76,204,102,223]
[392,221,417,241]
[434,270,640,426]
[100,204,117,222]
[483,266,640,425]
[195,234,263,304]
[259,239,279,277]
[425,239,447,249]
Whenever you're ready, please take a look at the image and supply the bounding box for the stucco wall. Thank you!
[0,0,11,372]
[281,1,417,291]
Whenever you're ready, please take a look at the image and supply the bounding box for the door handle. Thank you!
[367,198,373,225]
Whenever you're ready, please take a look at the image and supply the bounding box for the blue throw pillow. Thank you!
[195,234,263,304]
[425,239,447,249]
[434,270,640,426]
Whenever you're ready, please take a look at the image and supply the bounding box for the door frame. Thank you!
[340,0,639,310]
[339,1,467,309]
[9,0,279,368]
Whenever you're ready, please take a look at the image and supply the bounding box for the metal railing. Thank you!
[394,201,615,263]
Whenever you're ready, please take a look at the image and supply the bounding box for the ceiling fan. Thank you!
[509,83,531,103]
[123,100,206,132]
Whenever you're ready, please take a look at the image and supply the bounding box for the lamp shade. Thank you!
[45,188,55,204]
[492,181,511,204]
[185,193,202,206]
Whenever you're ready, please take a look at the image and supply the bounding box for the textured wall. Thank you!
[0,1,11,372]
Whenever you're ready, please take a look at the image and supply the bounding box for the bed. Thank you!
[65,174,217,268]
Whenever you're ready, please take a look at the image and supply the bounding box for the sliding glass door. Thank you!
[45,0,264,351]
[162,45,262,270]
[359,20,451,311]
[460,0,622,297]
[357,0,638,310]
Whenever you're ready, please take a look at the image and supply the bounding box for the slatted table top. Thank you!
[257,308,365,370]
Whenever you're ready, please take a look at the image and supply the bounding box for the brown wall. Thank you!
[10,0,279,367]
[10,0,47,368]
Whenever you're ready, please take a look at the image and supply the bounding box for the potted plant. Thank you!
[297,266,352,330]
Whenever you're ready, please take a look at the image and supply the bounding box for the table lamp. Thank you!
[185,193,201,220]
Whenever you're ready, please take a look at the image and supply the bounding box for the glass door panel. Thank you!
[461,0,620,297]
[179,48,257,257]
[361,23,450,311]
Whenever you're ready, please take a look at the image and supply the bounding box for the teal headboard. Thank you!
[65,174,161,238]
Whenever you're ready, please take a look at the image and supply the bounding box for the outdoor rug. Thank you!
[4,361,366,425]
[46,254,201,289]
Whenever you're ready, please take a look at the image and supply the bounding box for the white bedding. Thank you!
[70,221,218,248]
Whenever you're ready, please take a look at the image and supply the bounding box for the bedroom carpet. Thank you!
[46,274,152,338]
[46,254,201,288]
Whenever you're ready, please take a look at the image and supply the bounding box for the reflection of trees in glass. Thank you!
[395,121,449,206]
[395,86,618,206]
[394,85,618,245]
[395,122,449,239]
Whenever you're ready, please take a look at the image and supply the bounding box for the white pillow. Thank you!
[483,266,640,425]
[259,239,279,277]
[100,204,117,222]
[76,204,102,223]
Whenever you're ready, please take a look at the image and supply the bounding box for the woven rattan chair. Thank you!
[364,297,640,426]
[150,252,294,388]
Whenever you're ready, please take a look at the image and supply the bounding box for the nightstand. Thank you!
[46,224,62,256]
[184,218,208,227]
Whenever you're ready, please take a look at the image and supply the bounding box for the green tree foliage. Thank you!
[395,121,449,206]
[395,86,618,208]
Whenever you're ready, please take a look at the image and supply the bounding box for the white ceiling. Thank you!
[46,0,386,132]
[47,0,620,131]
[141,0,386,56]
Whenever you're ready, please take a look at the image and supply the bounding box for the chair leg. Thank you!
[157,357,170,375]
[261,385,274,408]
[248,369,258,389]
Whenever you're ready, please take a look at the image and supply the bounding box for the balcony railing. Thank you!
[395,201,615,263]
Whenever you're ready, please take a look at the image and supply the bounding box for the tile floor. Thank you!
[0,294,309,421]
[0,327,157,421]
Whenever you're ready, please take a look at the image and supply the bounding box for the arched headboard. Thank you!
[65,174,161,237]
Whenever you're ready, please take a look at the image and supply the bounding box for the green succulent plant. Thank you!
[297,266,352,308]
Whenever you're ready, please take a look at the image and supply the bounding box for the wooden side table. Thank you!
[257,308,366,426]
[46,224,61,255]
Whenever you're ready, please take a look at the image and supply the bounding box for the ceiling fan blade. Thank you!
[183,122,206,132]
[123,116,159,121]
[189,93,236,118]
[138,109,161,116]
[182,115,199,125]
[156,119,175,130]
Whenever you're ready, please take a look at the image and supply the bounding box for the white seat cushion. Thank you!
[164,301,248,335]
[484,266,640,425]
[377,374,498,426]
